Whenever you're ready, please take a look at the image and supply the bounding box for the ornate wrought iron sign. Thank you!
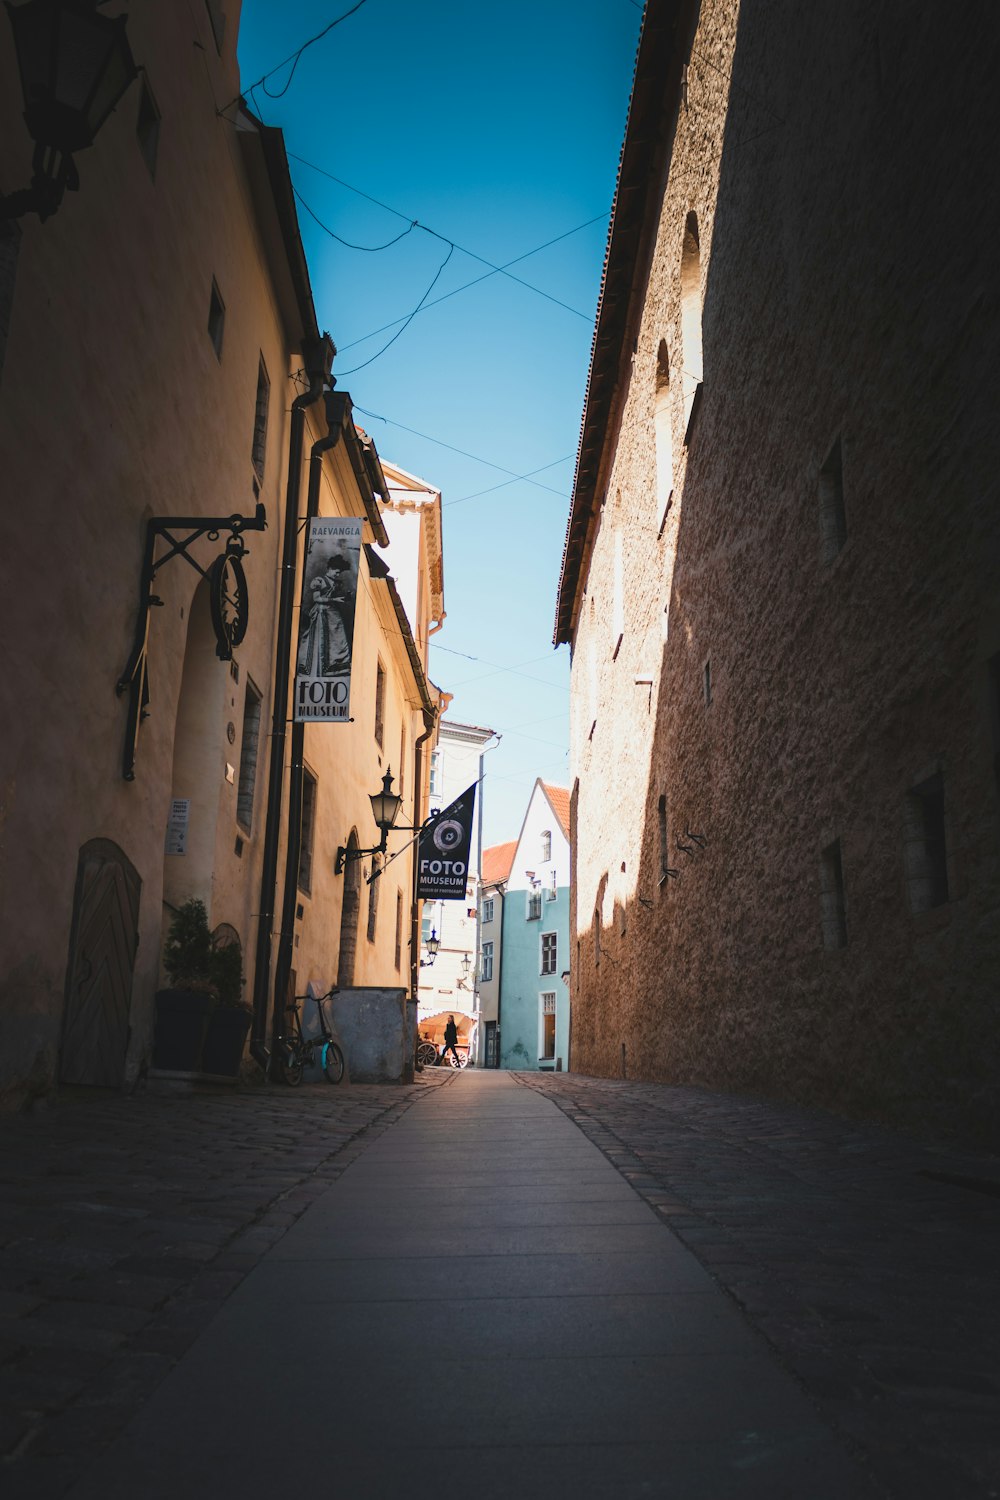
[116,506,266,781]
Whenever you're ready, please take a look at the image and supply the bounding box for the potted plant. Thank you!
[151,899,219,1073]
[199,934,252,1079]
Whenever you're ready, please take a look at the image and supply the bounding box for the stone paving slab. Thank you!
[0,1071,452,1498]
[60,1071,880,1500]
[522,1071,1000,1500]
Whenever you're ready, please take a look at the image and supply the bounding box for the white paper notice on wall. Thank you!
[165,798,190,856]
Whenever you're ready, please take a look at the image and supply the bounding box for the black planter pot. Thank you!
[152,988,217,1072]
[201,1006,252,1078]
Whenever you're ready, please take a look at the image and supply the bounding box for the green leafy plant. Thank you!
[163,900,246,1007]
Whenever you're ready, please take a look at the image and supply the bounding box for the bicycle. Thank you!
[277,987,346,1086]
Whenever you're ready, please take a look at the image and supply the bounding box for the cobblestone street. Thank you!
[0,1072,451,1499]
[2,1069,998,1498]
[523,1074,1000,1500]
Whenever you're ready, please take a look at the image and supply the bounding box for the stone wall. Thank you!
[569,0,1000,1141]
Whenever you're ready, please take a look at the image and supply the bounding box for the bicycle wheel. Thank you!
[277,1047,303,1086]
[323,1042,345,1085]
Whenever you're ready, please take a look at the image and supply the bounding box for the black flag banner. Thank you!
[416,783,477,901]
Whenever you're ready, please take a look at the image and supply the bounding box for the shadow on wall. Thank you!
[571,0,1000,1142]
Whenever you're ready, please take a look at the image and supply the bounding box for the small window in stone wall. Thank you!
[903,771,949,913]
[251,355,269,479]
[989,653,1000,806]
[0,222,21,390]
[394,888,402,969]
[136,76,161,179]
[297,768,317,894]
[236,678,262,832]
[820,839,848,949]
[208,279,225,360]
[367,854,381,942]
[819,436,847,562]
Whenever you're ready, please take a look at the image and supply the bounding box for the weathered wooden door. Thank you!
[60,840,141,1087]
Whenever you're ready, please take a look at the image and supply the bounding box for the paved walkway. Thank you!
[60,1071,874,1499]
[5,1069,997,1497]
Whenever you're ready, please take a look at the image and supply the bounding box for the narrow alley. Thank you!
[5,1070,998,1498]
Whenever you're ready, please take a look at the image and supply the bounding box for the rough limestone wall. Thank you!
[569,0,1000,1140]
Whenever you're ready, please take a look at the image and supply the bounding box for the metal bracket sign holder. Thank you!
[116,506,266,781]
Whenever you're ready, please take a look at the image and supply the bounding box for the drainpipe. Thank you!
[250,336,334,1073]
[272,387,342,1053]
[494,879,507,1068]
[409,709,437,1008]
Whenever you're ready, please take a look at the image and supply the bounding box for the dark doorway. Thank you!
[60,839,141,1087]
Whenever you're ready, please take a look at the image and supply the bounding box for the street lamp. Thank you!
[419,929,440,968]
[335,769,403,874]
[1,0,138,222]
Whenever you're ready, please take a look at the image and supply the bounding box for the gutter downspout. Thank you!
[410,707,437,1017]
[494,879,507,1068]
[272,387,342,1045]
[250,336,333,1073]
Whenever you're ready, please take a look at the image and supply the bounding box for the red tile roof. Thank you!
[540,783,571,841]
[481,840,516,885]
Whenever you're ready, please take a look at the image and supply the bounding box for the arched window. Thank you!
[654,340,673,532]
[680,213,703,435]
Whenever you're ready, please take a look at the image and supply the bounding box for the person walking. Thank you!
[440,1014,460,1067]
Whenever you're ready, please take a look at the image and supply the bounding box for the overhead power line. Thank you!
[288,153,606,330]
[336,241,456,376]
[354,406,569,499]
[240,2,371,103]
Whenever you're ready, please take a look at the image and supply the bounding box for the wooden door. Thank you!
[60,840,141,1087]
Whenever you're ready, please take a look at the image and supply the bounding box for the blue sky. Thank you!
[237,0,641,845]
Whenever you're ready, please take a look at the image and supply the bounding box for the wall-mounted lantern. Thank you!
[335,769,403,875]
[1,0,138,222]
[419,929,440,969]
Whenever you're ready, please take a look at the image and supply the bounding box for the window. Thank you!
[703,658,712,706]
[820,839,848,949]
[904,771,949,912]
[527,890,542,921]
[680,213,703,439]
[655,340,674,535]
[546,868,557,901]
[374,660,385,747]
[0,221,21,389]
[367,854,381,941]
[394,889,403,970]
[399,723,406,796]
[482,896,494,924]
[136,76,160,178]
[481,940,494,982]
[429,748,441,797]
[251,356,269,479]
[204,0,225,51]
[820,436,847,562]
[540,991,556,1060]
[207,279,225,360]
[658,794,669,885]
[541,829,552,862]
[297,769,317,894]
[541,931,557,975]
[236,678,262,832]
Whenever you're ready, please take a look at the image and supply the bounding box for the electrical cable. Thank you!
[240,2,371,104]
[335,241,456,375]
[288,153,606,329]
[293,187,418,252]
[445,457,571,508]
[353,406,569,499]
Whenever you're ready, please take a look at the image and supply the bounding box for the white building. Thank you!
[416,718,496,1061]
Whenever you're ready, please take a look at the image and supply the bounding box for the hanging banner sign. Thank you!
[165,798,190,856]
[416,783,478,901]
[294,518,362,722]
